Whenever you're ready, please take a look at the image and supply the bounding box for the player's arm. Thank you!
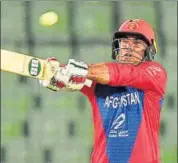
[87,63,110,84]
[39,58,166,96]
[87,62,167,96]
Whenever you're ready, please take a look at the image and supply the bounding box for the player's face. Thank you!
[116,37,147,65]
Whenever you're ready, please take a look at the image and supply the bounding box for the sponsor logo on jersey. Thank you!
[109,113,128,138]
[111,113,125,130]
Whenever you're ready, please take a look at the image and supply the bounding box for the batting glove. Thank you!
[40,58,90,92]
[53,59,89,91]
[39,57,66,91]
[66,59,88,80]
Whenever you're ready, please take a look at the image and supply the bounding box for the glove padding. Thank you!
[39,57,64,91]
[39,58,89,92]
[53,59,88,91]
[66,79,87,91]
[67,59,88,79]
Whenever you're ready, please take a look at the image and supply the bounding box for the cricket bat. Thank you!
[1,49,92,87]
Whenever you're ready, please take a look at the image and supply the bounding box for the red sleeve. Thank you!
[80,81,96,97]
[106,61,167,96]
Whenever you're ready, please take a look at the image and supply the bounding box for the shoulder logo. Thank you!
[28,58,41,76]
[147,65,161,77]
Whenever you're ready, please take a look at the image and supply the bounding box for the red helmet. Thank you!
[112,19,157,60]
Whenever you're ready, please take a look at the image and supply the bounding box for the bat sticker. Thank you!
[28,58,41,76]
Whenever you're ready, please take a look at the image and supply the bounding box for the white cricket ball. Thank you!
[39,11,58,26]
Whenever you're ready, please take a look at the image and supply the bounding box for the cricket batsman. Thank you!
[39,19,167,163]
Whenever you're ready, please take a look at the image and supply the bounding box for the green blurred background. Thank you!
[1,1,177,163]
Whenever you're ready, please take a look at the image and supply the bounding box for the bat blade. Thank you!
[1,49,46,80]
[1,49,92,87]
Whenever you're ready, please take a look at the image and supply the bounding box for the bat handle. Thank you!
[85,79,92,87]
